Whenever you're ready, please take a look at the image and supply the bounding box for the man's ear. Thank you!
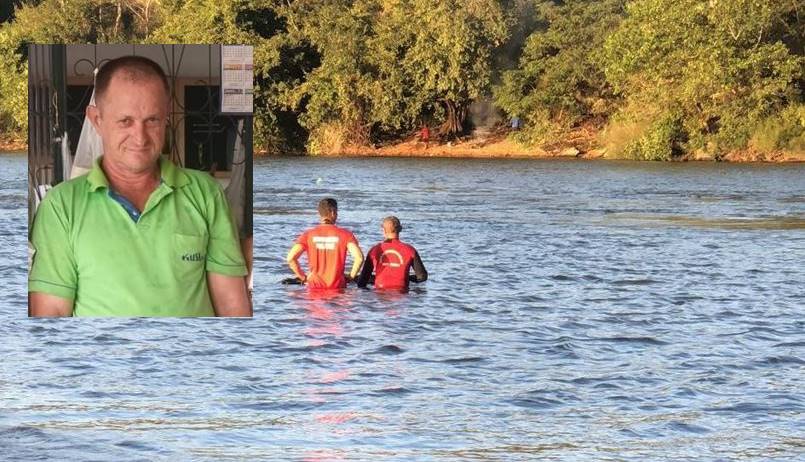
[86,104,101,132]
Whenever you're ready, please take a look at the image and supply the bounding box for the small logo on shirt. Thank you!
[380,250,404,268]
[182,252,206,262]
[312,236,339,250]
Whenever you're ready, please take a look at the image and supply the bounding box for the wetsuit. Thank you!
[357,238,427,291]
[295,224,359,289]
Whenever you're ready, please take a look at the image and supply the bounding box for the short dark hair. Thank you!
[94,55,170,105]
[383,216,402,233]
[318,198,338,222]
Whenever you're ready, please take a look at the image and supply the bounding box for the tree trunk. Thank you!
[98,6,104,40]
[143,1,150,35]
[349,119,370,147]
[113,1,122,38]
[439,99,466,139]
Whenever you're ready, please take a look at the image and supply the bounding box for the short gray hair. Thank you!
[383,216,402,233]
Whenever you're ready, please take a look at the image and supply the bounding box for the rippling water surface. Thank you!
[3,153,804,460]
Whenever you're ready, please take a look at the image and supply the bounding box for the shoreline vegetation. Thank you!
[257,124,805,162]
[5,130,804,162]
[2,1,803,163]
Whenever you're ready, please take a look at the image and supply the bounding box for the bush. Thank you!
[0,39,27,137]
[602,109,683,161]
[306,121,370,156]
[749,105,805,153]
[626,115,683,161]
[602,0,803,158]
[507,108,568,147]
[600,116,650,159]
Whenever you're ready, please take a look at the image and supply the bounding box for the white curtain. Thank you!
[70,69,102,179]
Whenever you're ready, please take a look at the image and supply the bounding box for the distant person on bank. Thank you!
[420,124,430,149]
[286,198,364,289]
[28,56,251,317]
[357,216,427,291]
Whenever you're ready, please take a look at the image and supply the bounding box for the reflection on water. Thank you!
[3,153,805,460]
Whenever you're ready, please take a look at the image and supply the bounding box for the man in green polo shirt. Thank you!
[28,55,251,317]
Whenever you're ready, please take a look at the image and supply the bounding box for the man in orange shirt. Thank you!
[286,198,364,289]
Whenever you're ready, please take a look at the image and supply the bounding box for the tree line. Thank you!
[1,0,803,159]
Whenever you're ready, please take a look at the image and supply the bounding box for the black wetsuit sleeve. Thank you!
[357,256,374,288]
[409,251,428,283]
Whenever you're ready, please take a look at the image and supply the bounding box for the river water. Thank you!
[3,153,804,460]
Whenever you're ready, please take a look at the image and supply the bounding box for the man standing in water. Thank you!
[357,216,427,291]
[287,198,364,289]
[29,56,250,317]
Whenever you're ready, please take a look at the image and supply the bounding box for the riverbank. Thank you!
[261,126,805,162]
[0,135,26,152]
[5,131,802,162]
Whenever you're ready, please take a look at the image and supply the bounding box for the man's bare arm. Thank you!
[29,292,73,317]
[286,243,306,281]
[207,272,251,317]
[347,242,364,280]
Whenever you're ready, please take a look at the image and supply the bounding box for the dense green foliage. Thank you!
[0,0,310,151]
[149,0,312,152]
[0,0,161,140]
[495,0,625,146]
[282,0,508,153]
[601,0,804,159]
[1,0,803,157]
[0,29,26,137]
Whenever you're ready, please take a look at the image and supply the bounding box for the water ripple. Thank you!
[3,155,804,460]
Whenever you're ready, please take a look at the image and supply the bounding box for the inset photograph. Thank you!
[27,44,254,317]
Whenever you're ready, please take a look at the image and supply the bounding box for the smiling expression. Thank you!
[88,73,169,175]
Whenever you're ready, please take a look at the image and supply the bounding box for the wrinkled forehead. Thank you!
[97,71,170,108]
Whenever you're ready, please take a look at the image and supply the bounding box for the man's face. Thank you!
[88,73,169,175]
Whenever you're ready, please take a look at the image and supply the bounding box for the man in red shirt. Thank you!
[357,216,427,291]
[286,198,364,289]
[420,124,430,149]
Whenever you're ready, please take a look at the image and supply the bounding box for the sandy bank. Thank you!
[0,136,26,152]
[262,128,804,162]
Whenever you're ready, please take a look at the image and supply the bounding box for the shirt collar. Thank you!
[87,155,189,191]
[159,156,189,188]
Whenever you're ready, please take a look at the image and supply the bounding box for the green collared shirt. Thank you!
[29,157,247,317]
